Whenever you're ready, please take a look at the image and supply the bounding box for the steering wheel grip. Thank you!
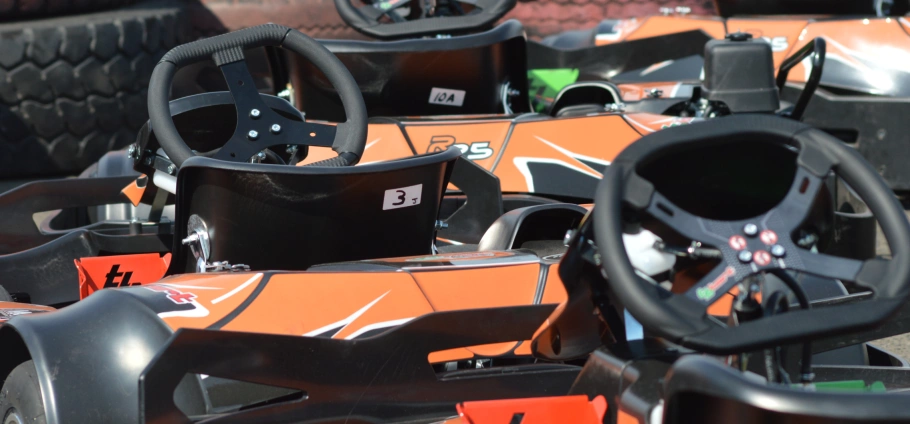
[595,114,910,354]
[335,0,517,40]
[148,24,367,168]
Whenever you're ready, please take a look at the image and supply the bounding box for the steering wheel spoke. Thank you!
[220,60,269,116]
[212,60,340,162]
[788,249,866,283]
[646,191,729,247]
[766,165,827,234]
[281,120,337,149]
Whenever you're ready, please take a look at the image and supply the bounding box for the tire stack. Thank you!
[0,0,189,178]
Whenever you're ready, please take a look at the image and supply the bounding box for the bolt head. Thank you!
[771,245,786,257]
[167,164,177,175]
[248,130,259,140]
[738,250,753,263]
[270,124,282,134]
[181,233,199,245]
[743,223,759,236]
[250,109,261,119]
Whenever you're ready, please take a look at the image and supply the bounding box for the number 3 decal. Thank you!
[392,190,406,206]
[383,184,423,210]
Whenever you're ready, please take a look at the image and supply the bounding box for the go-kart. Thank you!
[333,0,910,192]
[0,21,686,306]
[531,0,910,191]
[0,106,904,423]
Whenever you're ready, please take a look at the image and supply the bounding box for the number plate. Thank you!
[428,87,466,107]
[383,184,423,210]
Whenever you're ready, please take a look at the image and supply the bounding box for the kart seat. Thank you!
[290,20,531,121]
[663,355,910,424]
[170,147,461,273]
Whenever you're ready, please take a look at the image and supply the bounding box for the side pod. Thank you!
[140,305,580,424]
[3,290,207,423]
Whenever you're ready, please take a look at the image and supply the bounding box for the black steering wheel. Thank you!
[595,115,910,354]
[335,0,516,40]
[148,24,367,168]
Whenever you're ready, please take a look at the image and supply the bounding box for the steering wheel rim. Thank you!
[148,24,367,168]
[334,0,517,40]
[594,114,910,354]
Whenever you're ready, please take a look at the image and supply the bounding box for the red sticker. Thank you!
[728,235,747,251]
[759,230,778,245]
[75,253,171,300]
[145,285,198,305]
[754,250,772,266]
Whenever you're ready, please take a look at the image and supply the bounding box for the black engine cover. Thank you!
[703,34,780,114]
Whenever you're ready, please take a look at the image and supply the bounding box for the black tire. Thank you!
[0,0,190,178]
[0,0,136,22]
[0,361,45,424]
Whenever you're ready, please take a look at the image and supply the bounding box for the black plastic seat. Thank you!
[170,148,461,273]
[290,20,531,121]
[663,355,910,424]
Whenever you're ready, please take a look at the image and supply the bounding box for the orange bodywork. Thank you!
[590,14,910,86]
[301,113,642,195]
[456,395,607,424]
[621,113,700,134]
[623,16,727,42]
[127,251,564,364]
[121,175,148,207]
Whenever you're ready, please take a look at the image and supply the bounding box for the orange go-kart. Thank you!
[331,0,910,191]
[530,0,910,191]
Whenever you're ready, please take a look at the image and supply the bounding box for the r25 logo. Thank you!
[426,135,494,160]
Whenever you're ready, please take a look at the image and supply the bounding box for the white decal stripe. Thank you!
[641,60,674,76]
[303,291,390,337]
[670,82,682,98]
[823,36,908,73]
[623,115,656,133]
[345,317,414,340]
[364,138,381,150]
[211,273,263,305]
[533,136,611,168]
[157,284,222,290]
